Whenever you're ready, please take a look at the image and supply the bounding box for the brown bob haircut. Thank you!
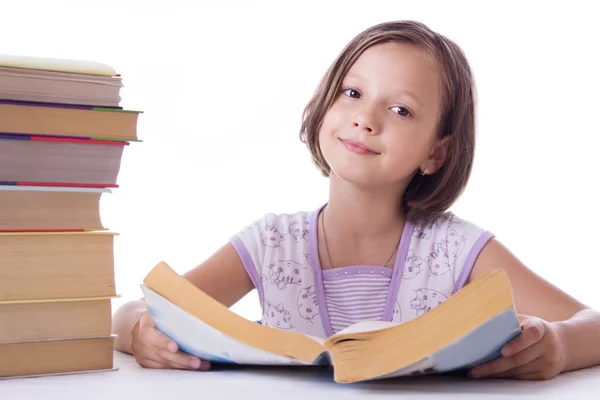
[300,20,476,224]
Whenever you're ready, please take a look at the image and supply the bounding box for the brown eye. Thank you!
[343,88,360,98]
[391,105,412,117]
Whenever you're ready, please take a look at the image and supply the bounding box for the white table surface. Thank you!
[1,350,599,399]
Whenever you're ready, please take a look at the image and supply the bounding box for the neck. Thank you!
[323,174,407,240]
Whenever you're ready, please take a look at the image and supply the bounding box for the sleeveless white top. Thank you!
[230,204,493,339]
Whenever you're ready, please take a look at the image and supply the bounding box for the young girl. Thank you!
[112,20,600,380]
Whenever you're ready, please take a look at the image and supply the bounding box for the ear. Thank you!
[421,136,451,175]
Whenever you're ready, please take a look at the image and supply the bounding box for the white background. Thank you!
[3,0,599,322]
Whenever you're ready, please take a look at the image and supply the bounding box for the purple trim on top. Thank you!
[381,221,415,321]
[453,231,495,294]
[322,265,393,280]
[309,204,336,338]
[309,203,415,334]
[230,236,265,311]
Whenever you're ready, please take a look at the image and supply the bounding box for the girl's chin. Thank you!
[329,167,384,188]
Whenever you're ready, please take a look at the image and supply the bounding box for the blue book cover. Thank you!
[141,262,521,383]
[377,309,521,379]
[142,285,324,366]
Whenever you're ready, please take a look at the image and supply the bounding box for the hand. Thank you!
[468,315,566,380]
[130,310,211,371]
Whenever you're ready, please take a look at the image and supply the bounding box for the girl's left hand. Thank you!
[468,315,567,380]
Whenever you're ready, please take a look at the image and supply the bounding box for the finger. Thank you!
[138,357,200,371]
[486,356,544,379]
[470,344,541,378]
[138,312,178,352]
[135,340,171,364]
[513,370,556,380]
[134,340,180,367]
[137,341,208,371]
[137,310,154,330]
[518,314,532,325]
[136,357,173,369]
[501,318,545,357]
[158,353,204,370]
[157,348,211,371]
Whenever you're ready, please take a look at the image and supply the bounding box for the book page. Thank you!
[141,286,322,366]
[0,185,111,193]
[0,54,116,76]
[334,320,397,335]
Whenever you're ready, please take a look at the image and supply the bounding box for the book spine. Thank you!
[0,132,132,143]
[0,99,142,113]
[0,133,129,146]
[0,99,116,110]
[0,182,119,188]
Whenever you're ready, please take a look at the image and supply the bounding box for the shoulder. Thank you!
[409,211,495,291]
[233,210,314,247]
[413,212,488,239]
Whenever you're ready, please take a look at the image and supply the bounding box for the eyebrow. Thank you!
[344,73,423,106]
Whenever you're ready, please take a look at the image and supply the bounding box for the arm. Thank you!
[112,242,255,356]
[112,299,148,354]
[555,308,600,372]
[467,238,600,377]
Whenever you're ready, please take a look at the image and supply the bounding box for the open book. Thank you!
[141,262,521,383]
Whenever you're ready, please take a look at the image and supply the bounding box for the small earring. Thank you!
[421,167,429,176]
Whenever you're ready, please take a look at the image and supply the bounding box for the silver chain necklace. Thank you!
[320,208,401,269]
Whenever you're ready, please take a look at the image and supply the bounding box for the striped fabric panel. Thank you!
[323,268,392,334]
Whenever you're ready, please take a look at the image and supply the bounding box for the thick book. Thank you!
[0,231,117,301]
[0,296,114,342]
[0,336,115,378]
[0,66,123,107]
[141,261,522,383]
[0,135,126,187]
[0,185,109,232]
[0,100,140,142]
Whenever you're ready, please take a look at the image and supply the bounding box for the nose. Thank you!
[352,104,380,135]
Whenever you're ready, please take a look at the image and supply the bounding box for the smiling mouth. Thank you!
[339,138,380,155]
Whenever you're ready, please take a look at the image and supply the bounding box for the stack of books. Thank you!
[0,54,141,378]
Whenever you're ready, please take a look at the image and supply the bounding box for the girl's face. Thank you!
[319,42,448,190]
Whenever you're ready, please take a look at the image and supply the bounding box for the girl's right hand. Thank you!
[130,310,212,371]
